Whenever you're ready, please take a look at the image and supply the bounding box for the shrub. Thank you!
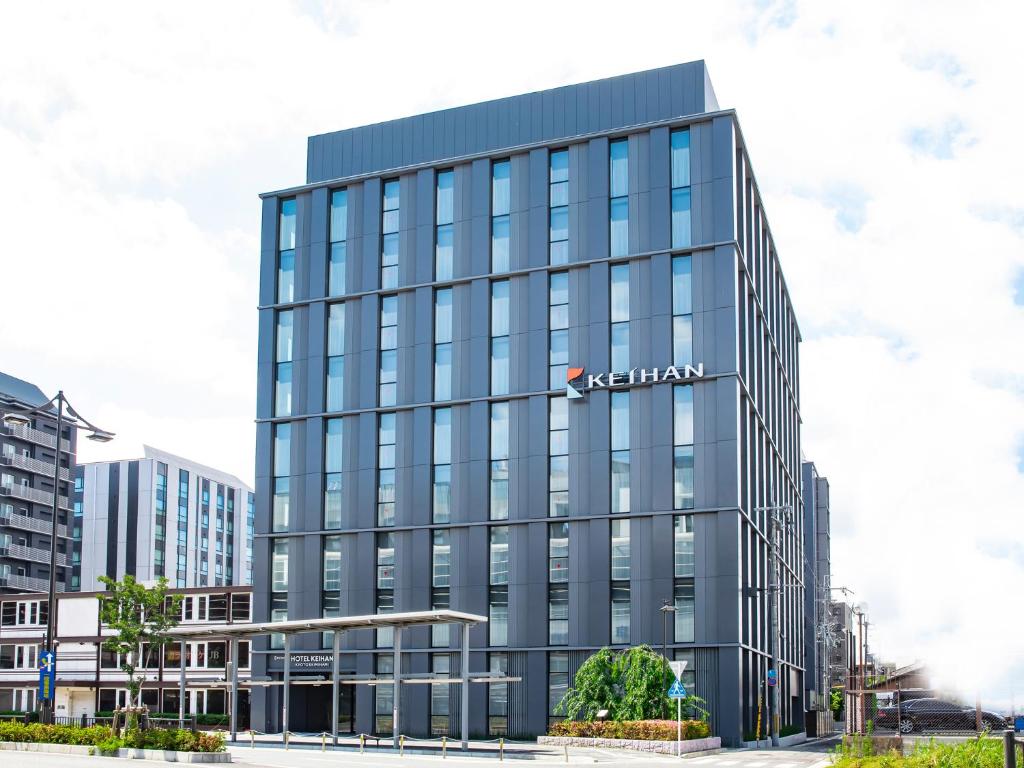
[548,719,710,741]
[0,721,224,753]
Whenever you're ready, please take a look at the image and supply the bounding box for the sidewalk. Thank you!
[231,731,566,759]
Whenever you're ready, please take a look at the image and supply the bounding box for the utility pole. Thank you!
[768,508,782,747]
[857,610,865,734]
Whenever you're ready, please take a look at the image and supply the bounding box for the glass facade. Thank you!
[549,272,568,389]
[324,418,342,529]
[548,397,568,518]
[434,288,452,400]
[278,198,295,303]
[673,255,693,367]
[671,130,691,248]
[489,526,509,647]
[436,170,454,280]
[491,160,510,272]
[379,295,398,406]
[274,310,293,417]
[432,408,451,524]
[489,402,509,521]
[377,413,396,527]
[549,150,569,265]
[490,280,510,395]
[327,303,344,411]
[609,139,628,258]
[381,180,399,289]
[330,189,347,295]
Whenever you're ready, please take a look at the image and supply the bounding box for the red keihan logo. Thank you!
[566,367,585,399]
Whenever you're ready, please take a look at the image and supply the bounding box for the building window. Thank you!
[549,272,568,389]
[154,463,167,578]
[434,288,452,401]
[671,130,691,248]
[488,653,508,735]
[374,655,394,734]
[324,418,343,529]
[673,385,694,510]
[430,654,451,735]
[548,397,568,518]
[489,402,509,521]
[610,391,630,514]
[272,425,290,532]
[177,469,189,587]
[379,295,398,406]
[548,522,568,645]
[491,160,511,272]
[610,519,630,644]
[435,170,454,281]
[329,189,347,295]
[431,530,450,647]
[381,180,399,290]
[674,515,695,643]
[609,139,628,258]
[672,255,692,367]
[548,652,569,724]
[432,408,451,524]
[377,413,396,527]
[274,310,293,417]
[489,526,509,647]
[376,533,395,648]
[490,280,510,395]
[610,263,629,373]
[271,539,288,592]
[549,150,569,265]
[323,535,342,591]
[278,198,296,303]
[326,303,345,411]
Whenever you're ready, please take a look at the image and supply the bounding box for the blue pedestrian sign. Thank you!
[38,650,55,701]
[667,680,687,699]
[767,668,778,687]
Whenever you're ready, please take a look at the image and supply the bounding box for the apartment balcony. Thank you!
[0,573,64,593]
[0,509,69,538]
[1,543,70,567]
[0,453,71,482]
[0,483,71,511]
[0,424,71,453]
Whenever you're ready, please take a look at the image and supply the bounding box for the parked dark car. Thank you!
[875,698,1009,733]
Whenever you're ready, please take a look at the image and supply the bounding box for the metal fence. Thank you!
[846,687,1012,736]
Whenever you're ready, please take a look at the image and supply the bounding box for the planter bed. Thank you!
[0,740,229,762]
[538,734,721,755]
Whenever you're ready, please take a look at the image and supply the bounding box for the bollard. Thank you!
[442,736,447,758]
[564,743,569,763]
[500,737,504,762]
[322,732,326,752]
[1006,730,1017,768]
[189,714,197,735]
[360,733,365,754]
[400,734,405,756]
[250,730,255,749]
[285,731,290,750]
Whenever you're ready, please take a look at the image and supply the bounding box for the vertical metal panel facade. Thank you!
[254,61,804,745]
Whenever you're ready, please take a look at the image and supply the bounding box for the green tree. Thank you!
[557,645,708,723]
[97,575,181,711]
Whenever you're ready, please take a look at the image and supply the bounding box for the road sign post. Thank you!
[38,651,55,706]
[667,662,688,758]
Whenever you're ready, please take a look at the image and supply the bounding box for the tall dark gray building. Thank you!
[253,61,805,745]
[0,371,75,595]
[802,460,832,735]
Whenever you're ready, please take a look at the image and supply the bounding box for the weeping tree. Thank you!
[557,644,707,722]
[97,575,181,715]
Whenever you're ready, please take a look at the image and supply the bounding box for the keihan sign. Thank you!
[567,363,705,399]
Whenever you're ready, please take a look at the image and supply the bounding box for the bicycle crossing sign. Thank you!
[667,680,688,699]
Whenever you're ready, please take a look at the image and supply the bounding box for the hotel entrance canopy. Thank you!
[168,609,495,749]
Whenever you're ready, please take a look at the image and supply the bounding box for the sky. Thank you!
[2,0,1023,709]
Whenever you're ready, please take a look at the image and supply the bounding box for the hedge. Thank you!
[0,721,224,752]
[548,719,711,741]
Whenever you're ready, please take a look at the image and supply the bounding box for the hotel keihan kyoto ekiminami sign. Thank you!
[566,363,705,400]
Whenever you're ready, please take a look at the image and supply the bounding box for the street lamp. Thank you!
[660,600,677,719]
[2,390,113,723]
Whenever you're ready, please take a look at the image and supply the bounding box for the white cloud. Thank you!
[1,0,1022,708]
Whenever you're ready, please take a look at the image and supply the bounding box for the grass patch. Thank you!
[833,735,1022,767]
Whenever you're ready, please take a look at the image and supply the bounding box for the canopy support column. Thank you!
[229,638,239,742]
[331,630,340,746]
[392,627,402,750]
[178,640,186,724]
[282,634,291,742]
[461,622,470,750]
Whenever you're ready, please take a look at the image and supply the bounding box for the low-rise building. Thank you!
[0,586,253,720]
